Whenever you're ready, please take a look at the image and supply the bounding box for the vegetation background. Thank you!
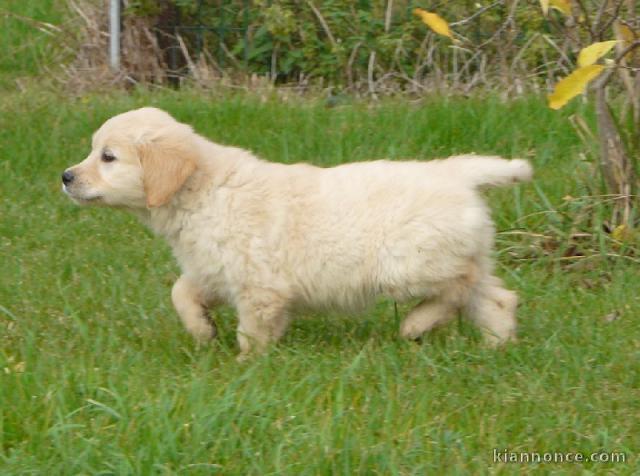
[1,0,639,474]
[38,0,572,93]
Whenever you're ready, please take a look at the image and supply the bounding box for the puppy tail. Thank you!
[445,155,533,189]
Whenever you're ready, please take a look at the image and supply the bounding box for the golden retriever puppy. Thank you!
[62,107,532,357]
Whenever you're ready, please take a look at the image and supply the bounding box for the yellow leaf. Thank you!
[615,22,636,44]
[548,65,605,110]
[414,9,453,39]
[612,224,633,242]
[577,40,619,67]
[12,362,26,373]
[614,22,637,62]
[550,0,571,15]
[540,0,550,15]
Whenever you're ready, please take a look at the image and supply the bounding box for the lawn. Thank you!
[0,0,68,90]
[1,88,638,474]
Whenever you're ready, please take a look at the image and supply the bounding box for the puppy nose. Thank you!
[62,170,74,185]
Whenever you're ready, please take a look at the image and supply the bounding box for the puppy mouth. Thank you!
[62,184,103,203]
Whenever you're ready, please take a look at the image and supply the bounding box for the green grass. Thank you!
[1,89,639,475]
[0,0,68,89]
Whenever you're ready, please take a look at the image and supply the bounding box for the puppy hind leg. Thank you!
[466,277,518,346]
[171,274,217,343]
[400,298,456,341]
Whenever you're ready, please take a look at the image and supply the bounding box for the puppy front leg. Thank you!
[171,275,217,343]
[235,294,290,359]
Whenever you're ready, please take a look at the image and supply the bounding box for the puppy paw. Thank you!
[187,321,217,343]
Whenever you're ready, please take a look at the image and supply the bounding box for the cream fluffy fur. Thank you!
[63,107,532,356]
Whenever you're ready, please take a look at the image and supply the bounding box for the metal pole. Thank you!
[109,0,120,71]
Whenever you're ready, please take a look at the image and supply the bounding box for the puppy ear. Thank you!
[138,125,198,208]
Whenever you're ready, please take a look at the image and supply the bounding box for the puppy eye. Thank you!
[101,150,116,163]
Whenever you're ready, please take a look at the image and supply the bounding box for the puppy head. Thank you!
[62,107,198,209]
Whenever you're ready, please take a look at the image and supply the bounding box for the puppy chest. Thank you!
[172,237,232,294]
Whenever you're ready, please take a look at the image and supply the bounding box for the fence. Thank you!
[151,0,436,85]
[158,0,251,75]
[107,1,563,93]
